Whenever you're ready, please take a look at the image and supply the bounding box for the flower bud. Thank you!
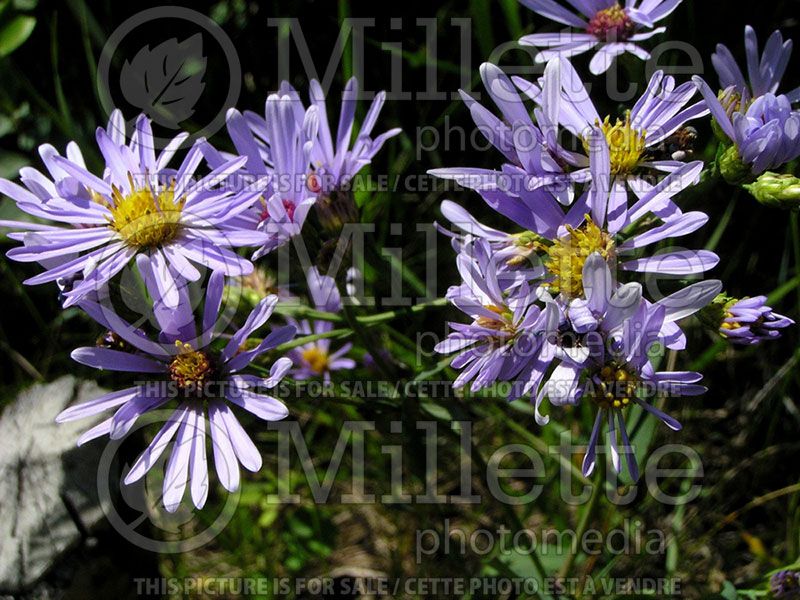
[744,172,800,209]
[711,88,745,143]
[718,145,754,185]
[700,293,794,345]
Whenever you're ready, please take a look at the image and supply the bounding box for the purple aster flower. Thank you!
[713,26,799,103]
[514,58,707,207]
[204,94,320,258]
[435,238,560,400]
[436,157,719,336]
[518,0,684,75]
[694,79,800,179]
[279,78,402,194]
[516,162,719,286]
[706,294,794,345]
[1,111,267,308]
[287,268,355,382]
[538,254,706,478]
[432,59,708,234]
[55,271,296,511]
[771,570,800,600]
[430,63,577,205]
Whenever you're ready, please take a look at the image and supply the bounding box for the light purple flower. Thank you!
[55,271,296,511]
[695,79,800,176]
[518,0,684,75]
[439,159,719,289]
[538,254,706,478]
[430,63,575,204]
[431,58,708,233]
[713,26,799,103]
[287,268,355,382]
[435,238,559,400]
[204,94,320,258]
[718,295,794,345]
[276,78,401,194]
[514,58,707,207]
[1,111,266,308]
[436,200,548,281]
[429,61,585,212]
[298,78,402,193]
[771,570,800,600]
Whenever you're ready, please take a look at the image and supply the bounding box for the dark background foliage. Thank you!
[1,0,800,598]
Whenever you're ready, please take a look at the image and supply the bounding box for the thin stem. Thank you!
[273,297,447,324]
[357,297,448,323]
[559,468,602,579]
[275,327,352,352]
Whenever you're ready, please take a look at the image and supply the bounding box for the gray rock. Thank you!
[0,376,108,592]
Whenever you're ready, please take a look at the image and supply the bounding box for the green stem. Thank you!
[458,423,553,600]
[273,297,447,324]
[505,418,592,487]
[270,297,446,351]
[275,327,352,352]
[559,468,602,579]
[358,297,448,323]
[341,303,395,380]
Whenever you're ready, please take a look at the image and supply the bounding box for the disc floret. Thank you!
[545,216,616,297]
[169,341,214,389]
[587,5,635,42]
[591,363,640,410]
[106,177,184,248]
[584,112,647,176]
[301,346,331,374]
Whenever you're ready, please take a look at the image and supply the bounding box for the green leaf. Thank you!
[500,0,523,39]
[469,0,494,60]
[0,14,35,56]
[719,581,742,600]
[257,504,280,528]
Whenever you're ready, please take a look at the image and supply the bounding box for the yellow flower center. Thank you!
[169,341,213,388]
[544,216,615,297]
[583,112,646,176]
[103,177,184,248]
[592,364,639,410]
[302,346,330,374]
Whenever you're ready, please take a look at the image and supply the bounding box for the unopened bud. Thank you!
[718,145,754,185]
[744,172,800,209]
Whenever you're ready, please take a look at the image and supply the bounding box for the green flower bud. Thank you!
[718,145,754,185]
[744,172,800,209]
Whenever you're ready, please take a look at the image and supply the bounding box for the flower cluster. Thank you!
[694,26,800,188]
[432,18,795,478]
[0,80,397,510]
